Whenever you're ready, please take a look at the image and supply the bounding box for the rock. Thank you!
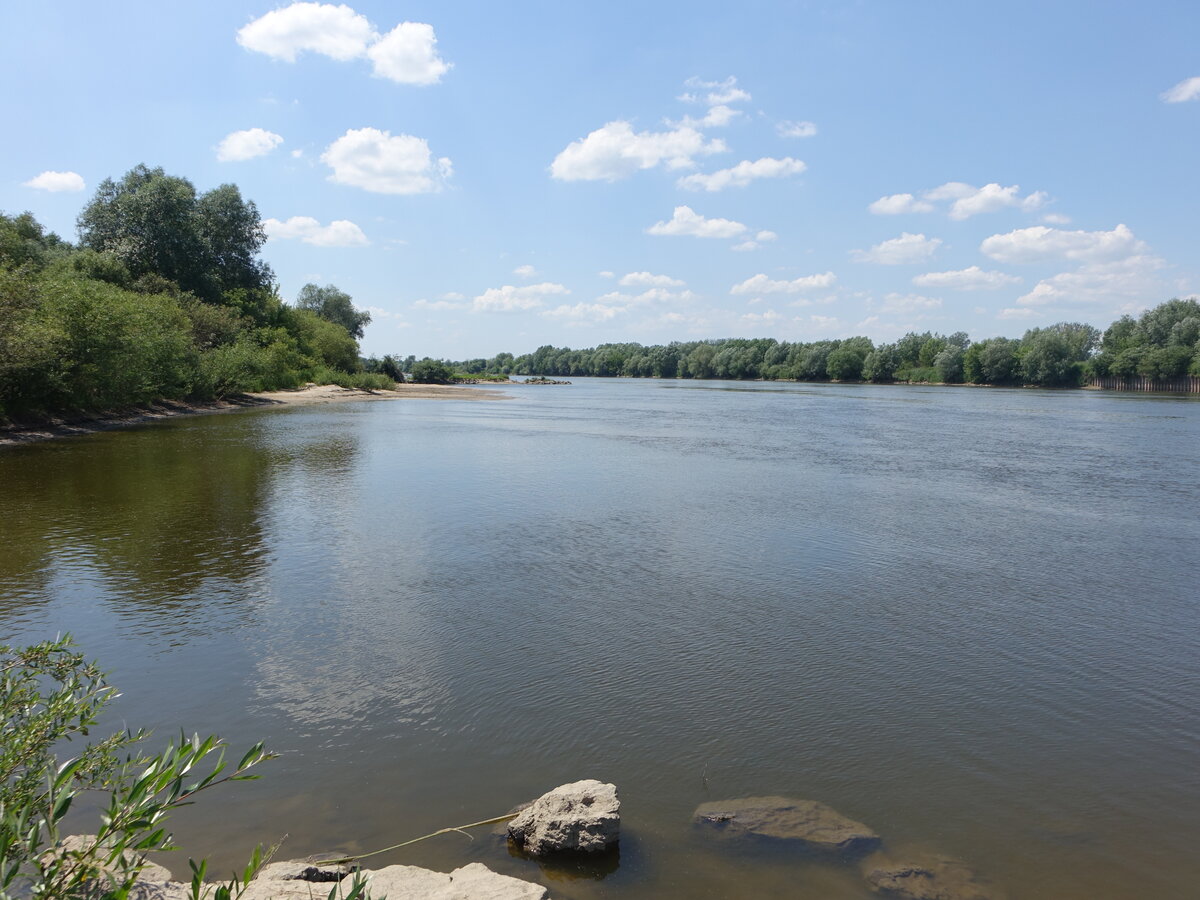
[862,853,999,900]
[692,797,880,854]
[41,835,183,899]
[239,862,546,900]
[507,780,620,856]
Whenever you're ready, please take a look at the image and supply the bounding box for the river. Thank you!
[1,379,1197,898]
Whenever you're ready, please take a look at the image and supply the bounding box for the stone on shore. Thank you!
[237,860,547,900]
[692,797,880,854]
[507,780,620,856]
[862,853,1000,900]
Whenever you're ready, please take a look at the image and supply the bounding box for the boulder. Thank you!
[862,853,999,900]
[239,861,546,900]
[692,797,880,854]
[507,780,620,856]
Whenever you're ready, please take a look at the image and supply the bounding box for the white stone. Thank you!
[506,780,620,856]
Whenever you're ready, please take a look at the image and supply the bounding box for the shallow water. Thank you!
[2,380,1198,898]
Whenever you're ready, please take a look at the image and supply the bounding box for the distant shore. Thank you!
[0,382,503,447]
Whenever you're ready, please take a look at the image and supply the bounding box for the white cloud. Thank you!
[731,241,759,252]
[873,182,1046,218]
[237,3,449,85]
[679,76,751,106]
[366,22,450,84]
[981,223,1145,264]
[237,2,374,61]
[777,120,817,138]
[731,272,836,294]
[217,128,283,162]
[1014,255,1166,308]
[912,266,1020,290]
[852,232,942,264]
[321,127,451,194]
[1041,212,1071,225]
[619,271,684,287]
[264,216,368,246]
[414,298,466,311]
[647,206,746,239]
[472,282,569,313]
[542,302,622,322]
[290,149,305,159]
[23,171,85,192]
[550,121,726,181]
[598,271,615,279]
[1161,76,1200,103]
[513,264,538,279]
[677,156,806,191]
[594,287,696,308]
[869,193,935,215]
[756,230,777,242]
[880,292,942,313]
[997,307,1036,320]
[809,315,840,328]
[741,309,784,324]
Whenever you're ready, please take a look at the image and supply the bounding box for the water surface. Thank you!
[1,380,1197,898]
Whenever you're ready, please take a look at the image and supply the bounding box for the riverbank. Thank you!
[0,382,502,446]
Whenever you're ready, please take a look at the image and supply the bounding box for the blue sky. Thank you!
[4,1,1198,359]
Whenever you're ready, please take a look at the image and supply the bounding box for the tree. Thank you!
[77,165,272,304]
[826,345,866,381]
[862,343,900,382]
[410,358,454,384]
[294,284,372,339]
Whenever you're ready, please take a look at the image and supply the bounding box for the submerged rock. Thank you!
[692,797,880,854]
[507,780,620,855]
[862,853,999,900]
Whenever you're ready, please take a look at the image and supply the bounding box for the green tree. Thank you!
[826,345,866,381]
[77,165,272,304]
[294,284,372,339]
[410,358,454,383]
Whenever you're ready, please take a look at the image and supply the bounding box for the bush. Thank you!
[410,358,455,384]
[0,637,274,899]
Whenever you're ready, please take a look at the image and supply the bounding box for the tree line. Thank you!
[0,165,385,421]
[445,300,1200,387]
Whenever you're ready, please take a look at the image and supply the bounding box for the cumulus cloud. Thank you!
[264,216,369,246]
[550,121,725,181]
[880,292,942,313]
[23,171,85,192]
[677,156,806,192]
[619,271,684,287]
[321,127,451,194]
[679,76,751,106]
[912,266,1020,290]
[741,309,784,324]
[980,223,1145,264]
[869,193,934,215]
[1161,76,1200,103]
[777,120,817,138]
[1041,212,1072,225]
[366,22,450,84]
[997,307,1036,320]
[1014,256,1166,308]
[236,3,450,85]
[513,264,538,279]
[731,272,837,294]
[594,287,696,308]
[413,298,466,311]
[647,206,746,239]
[542,302,622,322]
[237,2,374,61]
[217,128,283,162]
[870,182,1046,219]
[473,282,569,313]
[852,232,942,264]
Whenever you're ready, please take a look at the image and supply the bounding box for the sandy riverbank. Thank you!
[0,382,503,446]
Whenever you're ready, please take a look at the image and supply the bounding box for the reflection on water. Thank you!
[1,384,1198,899]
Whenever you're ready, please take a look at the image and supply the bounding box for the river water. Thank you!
[1,379,1198,899]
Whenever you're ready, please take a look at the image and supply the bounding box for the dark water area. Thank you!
[1,379,1198,898]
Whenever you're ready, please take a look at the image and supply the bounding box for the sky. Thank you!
[4,1,1199,360]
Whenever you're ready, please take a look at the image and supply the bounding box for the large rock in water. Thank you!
[862,853,1000,900]
[507,780,620,855]
[693,797,880,854]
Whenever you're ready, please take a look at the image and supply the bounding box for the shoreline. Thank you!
[0,382,503,447]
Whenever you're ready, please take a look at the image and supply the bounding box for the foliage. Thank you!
[77,166,272,304]
[295,284,372,340]
[0,637,275,900]
[410,358,455,384]
[1088,298,1200,380]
